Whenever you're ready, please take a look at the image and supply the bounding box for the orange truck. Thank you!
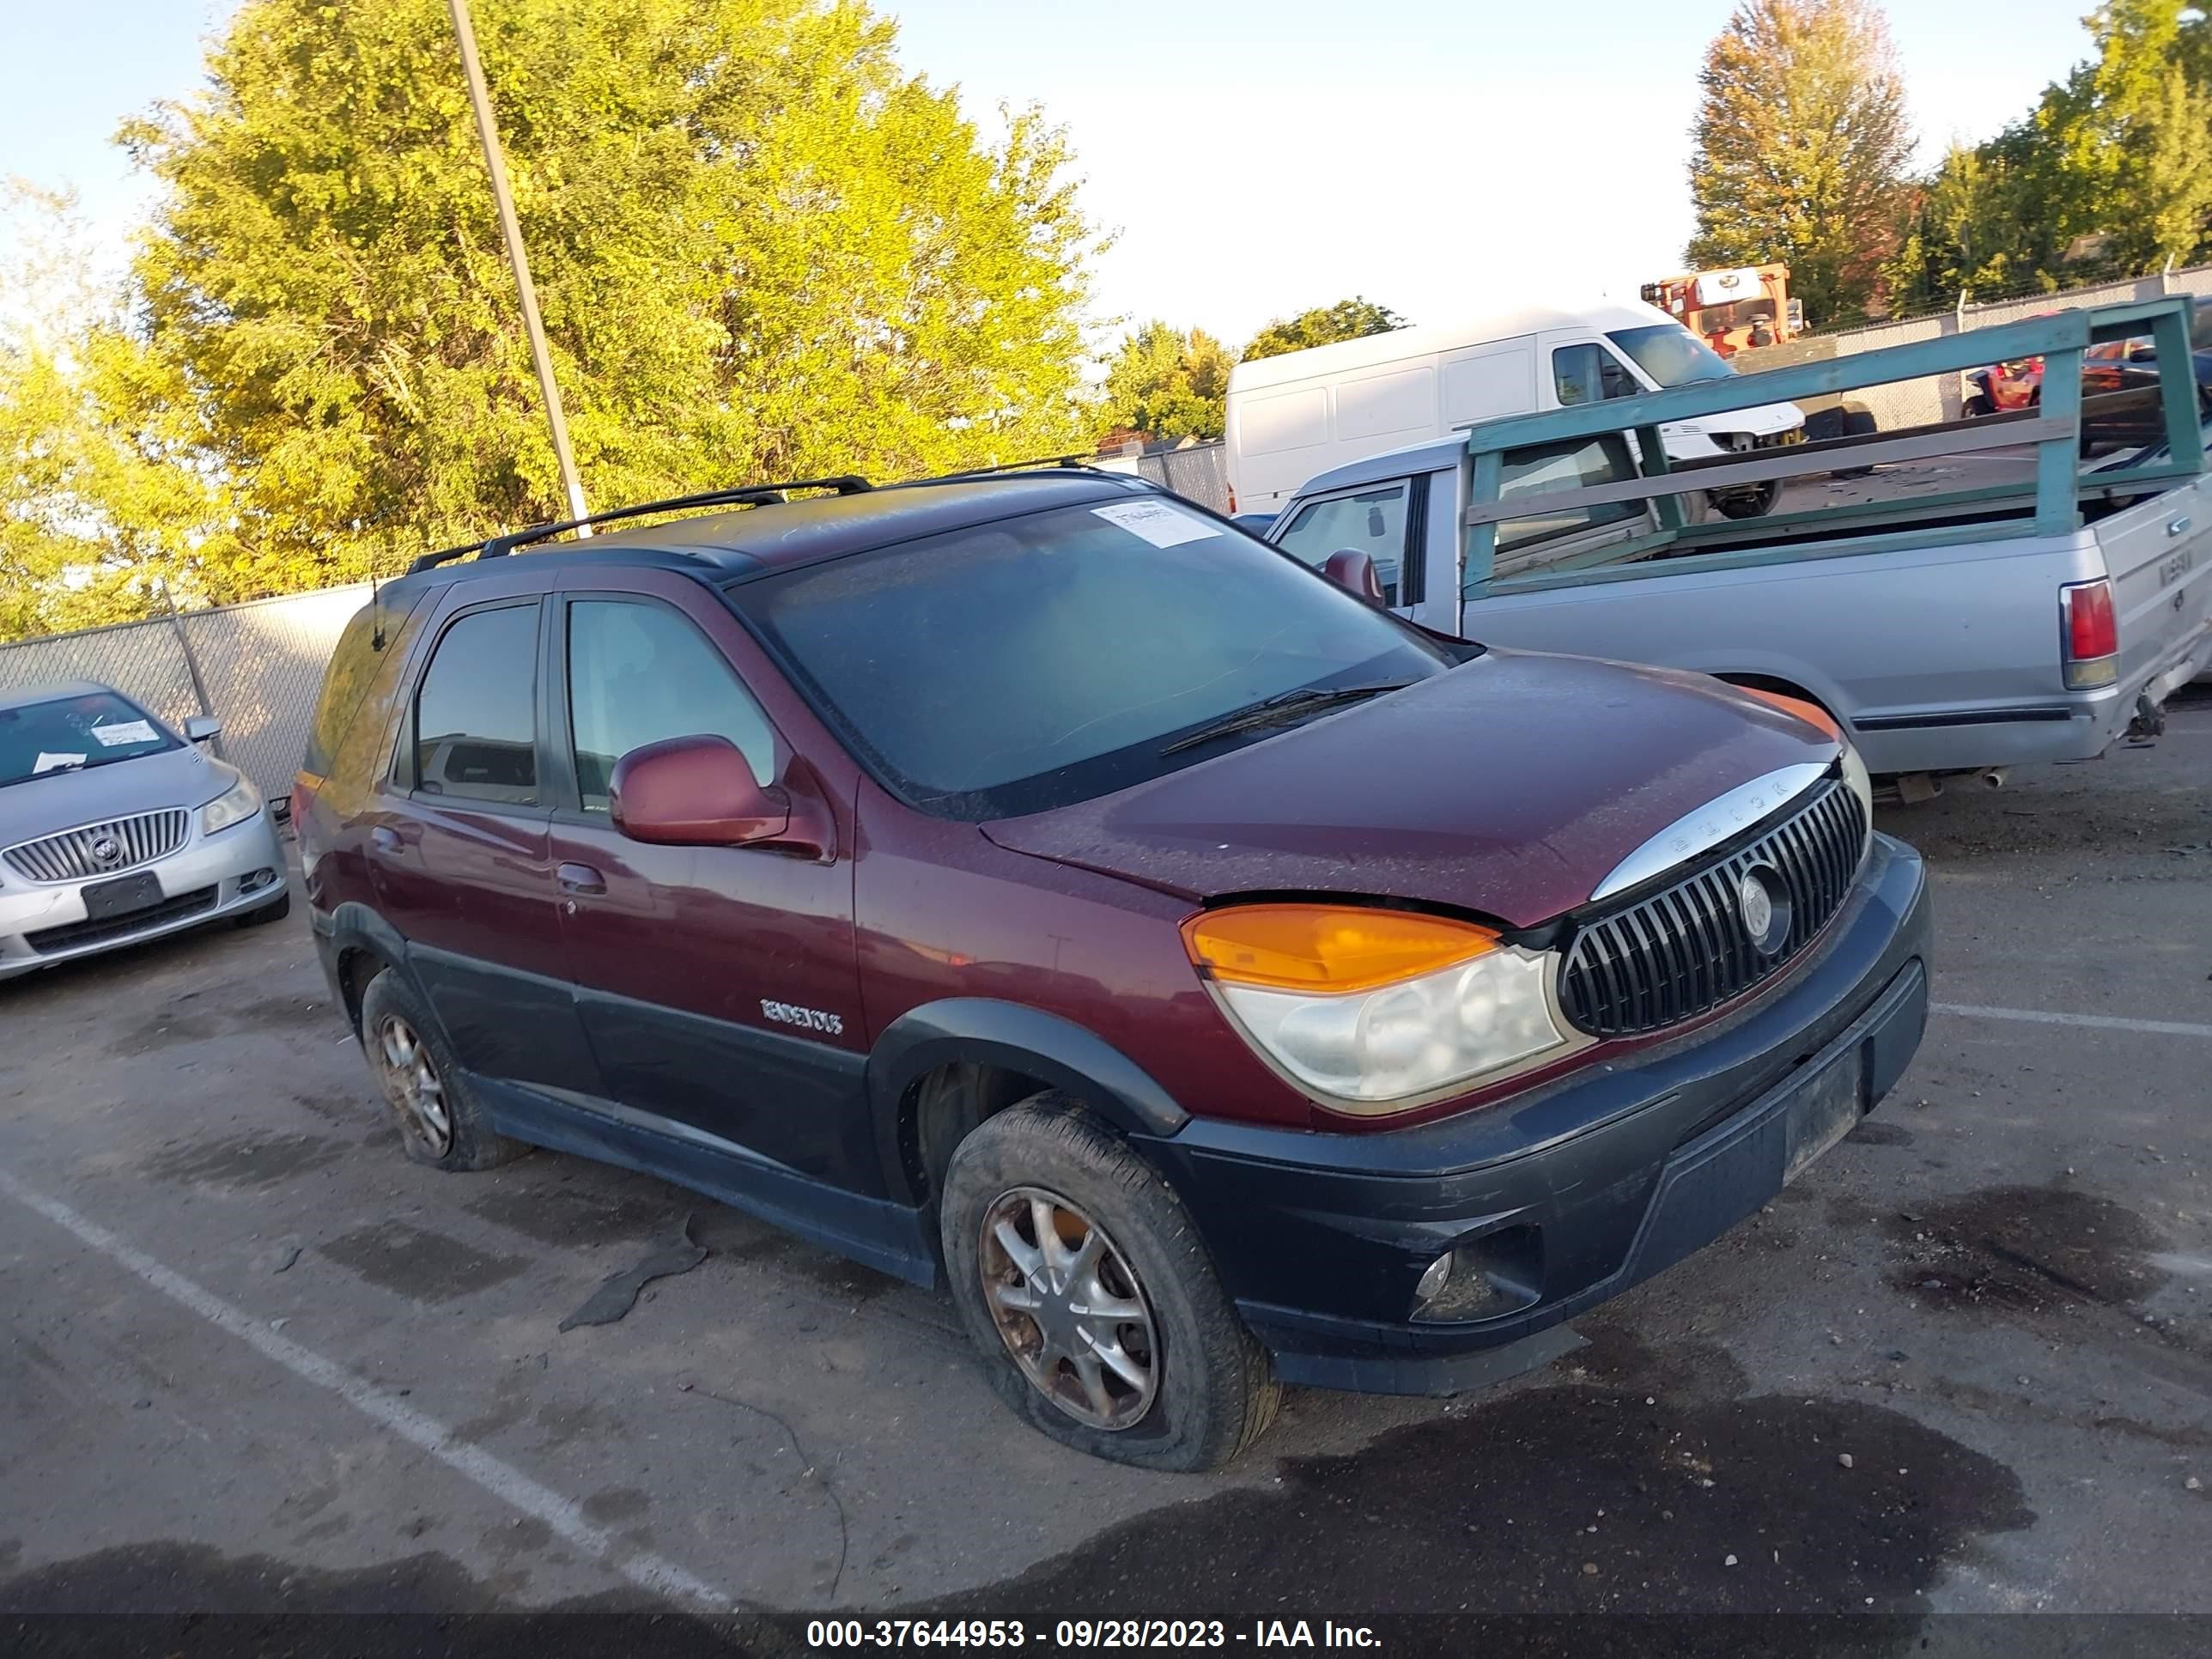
[1639,264,1801,356]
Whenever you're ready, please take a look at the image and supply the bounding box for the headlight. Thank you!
[1182,905,1577,1112]
[1839,740,1873,824]
[201,771,264,835]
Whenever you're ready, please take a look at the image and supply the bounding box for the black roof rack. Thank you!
[892,453,1138,488]
[408,476,873,574]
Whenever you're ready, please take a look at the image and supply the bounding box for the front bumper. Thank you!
[0,808,289,980]
[1136,832,1931,1395]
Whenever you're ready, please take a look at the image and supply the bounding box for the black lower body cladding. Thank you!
[1137,832,1932,1395]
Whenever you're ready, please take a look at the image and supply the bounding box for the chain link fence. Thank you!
[0,584,373,805]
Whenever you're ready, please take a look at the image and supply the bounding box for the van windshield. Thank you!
[1607,325,1737,388]
[727,497,1458,819]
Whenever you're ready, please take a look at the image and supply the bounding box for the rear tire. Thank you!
[358,968,526,1171]
[939,1094,1279,1471]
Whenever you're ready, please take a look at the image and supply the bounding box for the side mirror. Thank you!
[184,715,222,744]
[610,735,789,848]
[1322,547,1384,604]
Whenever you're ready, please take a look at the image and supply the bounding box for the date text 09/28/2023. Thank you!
[805,1619,1383,1649]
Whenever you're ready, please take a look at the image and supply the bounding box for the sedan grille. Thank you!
[3,808,191,884]
[1560,779,1868,1038]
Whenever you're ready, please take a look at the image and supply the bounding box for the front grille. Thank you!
[1560,779,1867,1038]
[24,884,220,956]
[4,808,191,883]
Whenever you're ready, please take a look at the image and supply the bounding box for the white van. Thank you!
[1224,296,1804,519]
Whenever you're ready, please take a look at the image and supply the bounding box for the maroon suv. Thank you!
[296,469,1931,1470]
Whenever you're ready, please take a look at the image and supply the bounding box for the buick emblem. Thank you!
[89,836,124,869]
[1737,866,1791,956]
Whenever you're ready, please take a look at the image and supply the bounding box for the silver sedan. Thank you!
[0,680,290,979]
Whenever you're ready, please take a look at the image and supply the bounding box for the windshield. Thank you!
[0,690,179,787]
[1607,324,1737,388]
[727,497,1457,818]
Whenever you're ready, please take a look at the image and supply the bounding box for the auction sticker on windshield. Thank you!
[90,720,158,746]
[1091,499,1222,549]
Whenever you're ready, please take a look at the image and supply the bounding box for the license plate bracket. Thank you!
[1784,1048,1867,1184]
[81,871,165,922]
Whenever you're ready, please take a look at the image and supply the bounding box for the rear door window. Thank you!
[564,599,775,809]
[1272,482,1410,604]
[412,603,541,805]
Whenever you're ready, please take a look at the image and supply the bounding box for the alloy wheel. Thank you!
[373,1014,453,1157]
[978,1186,1159,1431]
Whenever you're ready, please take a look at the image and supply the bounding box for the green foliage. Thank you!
[0,185,234,640]
[1686,0,1915,328]
[2,0,1101,639]
[1881,0,2212,307]
[1097,321,1234,443]
[1240,296,1405,363]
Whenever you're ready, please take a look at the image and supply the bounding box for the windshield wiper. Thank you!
[1159,683,1410,757]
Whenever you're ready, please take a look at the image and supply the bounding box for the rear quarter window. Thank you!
[302,591,427,782]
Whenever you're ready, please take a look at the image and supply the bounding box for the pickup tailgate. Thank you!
[2098,471,2212,707]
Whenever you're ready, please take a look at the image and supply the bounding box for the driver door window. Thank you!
[1552,343,1642,406]
[1272,482,1409,604]
[566,599,776,810]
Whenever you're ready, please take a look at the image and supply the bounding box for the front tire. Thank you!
[939,1095,1279,1471]
[1711,480,1780,519]
[234,888,291,927]
[357,968,526,1171]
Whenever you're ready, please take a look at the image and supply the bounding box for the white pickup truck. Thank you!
[1263,297,2212,791]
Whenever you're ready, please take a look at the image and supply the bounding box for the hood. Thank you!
[981,651,1839,929]
[0,745,234,845]
[1686,398,1802,438]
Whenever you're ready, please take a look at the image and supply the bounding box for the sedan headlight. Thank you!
[1182,904,1577,1112]
[201,771,264,835]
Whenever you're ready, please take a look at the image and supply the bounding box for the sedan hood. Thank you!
[0,744,234,843]
[981,651,1839,929]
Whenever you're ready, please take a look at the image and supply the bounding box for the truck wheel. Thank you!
[1711,481,1780,520]
[939,1094,1279,1471]
[358,968,526,1171]
[1962,394,1995,419]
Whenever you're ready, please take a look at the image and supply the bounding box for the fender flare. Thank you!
[319,901,425,1035]
[865,999,1190,1205]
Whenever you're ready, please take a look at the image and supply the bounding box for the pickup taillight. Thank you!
[2060,578,2118,689]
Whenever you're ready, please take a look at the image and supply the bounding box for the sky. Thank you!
[1,0,2102,351]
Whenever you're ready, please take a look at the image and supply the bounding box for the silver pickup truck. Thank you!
[1265,297,2212,791]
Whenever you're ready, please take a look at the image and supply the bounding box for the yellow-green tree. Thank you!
[1883,0,2212,307]
[1686,0,1914,328]
[1,185,234,639]
[112,0,1100,596]
[1241,297,1405,363]
[1097,323,1234,442]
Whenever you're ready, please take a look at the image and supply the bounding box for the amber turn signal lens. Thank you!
[1182,904,1498,994]
[1735,684,1840,741]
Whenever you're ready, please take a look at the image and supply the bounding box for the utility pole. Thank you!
[447,0,590,532]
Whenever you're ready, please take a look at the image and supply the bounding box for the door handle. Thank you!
[557,862,606,896]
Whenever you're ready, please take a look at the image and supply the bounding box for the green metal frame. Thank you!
[1462,295,2205,594]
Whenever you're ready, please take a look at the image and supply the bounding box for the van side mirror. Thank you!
[184,715,222,744]
[610,735,791,848]
[1322,548,1384,604]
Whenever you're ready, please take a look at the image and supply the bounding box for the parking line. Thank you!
[0,1163,730,1611]
[1932,1001,2212,1039]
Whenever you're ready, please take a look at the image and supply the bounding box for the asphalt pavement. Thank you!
[2,695,2207,1650]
